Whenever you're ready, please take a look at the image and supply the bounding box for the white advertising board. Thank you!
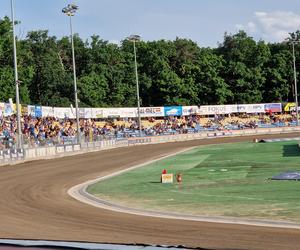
[161,174,173,183]
[182,106,198,116]
[27,105,35,116]
[53,107,75,119]
[198,105,237,115]
[103,108,137,118]
[0,102,4,118]
[237,104,265,113]
[198,104,268,115]
[91,108,104,118]
[139,107,164,117]
[83,108,93,119]
[41,106,54,117]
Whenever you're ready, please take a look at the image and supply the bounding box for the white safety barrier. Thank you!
[1,126,300,166]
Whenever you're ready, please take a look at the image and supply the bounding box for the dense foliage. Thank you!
[1,16,300,107]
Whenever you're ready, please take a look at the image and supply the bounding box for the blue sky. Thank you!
[1,0,300,47]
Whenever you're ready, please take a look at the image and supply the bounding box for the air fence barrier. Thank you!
[1,126,300,166]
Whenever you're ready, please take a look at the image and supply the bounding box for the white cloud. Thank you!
[255,11,300,41]
[236,11,300,42]
[235,22,256,33]
[109,39,121,45]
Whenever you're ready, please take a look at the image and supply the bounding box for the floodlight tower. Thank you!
[10,0,22,148]
[127,35,142,137]
[62,4,81,143]
[291,40,300,126]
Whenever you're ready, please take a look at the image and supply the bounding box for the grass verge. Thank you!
[87,141,300,222]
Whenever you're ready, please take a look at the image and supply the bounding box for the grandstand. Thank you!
[0,102,298,149]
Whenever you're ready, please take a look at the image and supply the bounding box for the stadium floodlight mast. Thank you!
[127,34,142,137]
[292,40,300,126]
[285,38,300,126]
[62,4,81,144]
[10,0,22,149]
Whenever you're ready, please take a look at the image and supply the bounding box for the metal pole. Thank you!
[69,16,80,143]
[133,40,142,137]
[11,0,22,148]
[293,42,299,126]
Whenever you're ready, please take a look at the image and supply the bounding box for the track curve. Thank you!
[1,134,300,250]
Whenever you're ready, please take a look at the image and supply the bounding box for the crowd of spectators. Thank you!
[0,112,298,149]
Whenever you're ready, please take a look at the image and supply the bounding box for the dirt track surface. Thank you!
[1,133,300,250]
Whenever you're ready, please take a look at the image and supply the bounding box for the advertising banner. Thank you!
[41,106,54,117]
[3,103,22,115]
[82,108,93,119]
[53,107,75,119]
[4,103,13,116]
[103,108,120,118]
[0,102,4,117]
[21,105,28,115]
[198,105,236,115]
[198,103,278,115]
[284,103,295,112]
[237,104,265,113]
[139,107,164,117]
[264,103,282,113]
[27,105,35,116]
[35,106,42,118]
[13,104,22,114]
[182,106,198,116]
[164,106,183,116]
[103,108,137,118]
[161,174,173,183]
[78,108,85,119]
[91,108,104,118]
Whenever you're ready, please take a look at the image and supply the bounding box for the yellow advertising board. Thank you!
[284,102,295,112]
[161,174,173,183]
[13,104,22,114]
[22,105,28,115]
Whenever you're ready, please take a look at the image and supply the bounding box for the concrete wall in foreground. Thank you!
[1,126,300,166]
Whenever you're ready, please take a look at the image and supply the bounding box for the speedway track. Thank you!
[1,133,300,250]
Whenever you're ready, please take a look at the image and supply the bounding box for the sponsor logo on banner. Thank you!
[139,107,164,117]
[92,108,104,118]
[199,105,231,115]
[237,104,265,113]
[198,103,274,115]
[84,108,93,119]
[264,103,282,113]
[41,106,54,117]
[53,107,75,119]
[284,103,295,112]
[35,106,42,118]
[206,105,226,114]
[161,174,173,183]
[22,105,28,115]
[182,106,198,116]
[237,105,247,112]
[0,102,4,117]
[27,105,35,116]
[103,108,137,118]
[79,108,85,119]
[4,103,13,116]
[252,104,265,113]
[164,106,183,116]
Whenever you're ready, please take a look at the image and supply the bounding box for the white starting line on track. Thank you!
[68,141,300,230]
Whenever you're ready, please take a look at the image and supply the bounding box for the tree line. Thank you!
[0,16,300,108]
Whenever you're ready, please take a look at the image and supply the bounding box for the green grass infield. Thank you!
[87,141,300,222]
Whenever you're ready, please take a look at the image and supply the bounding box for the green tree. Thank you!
[218,31,270,103]
[25,30,72,106]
